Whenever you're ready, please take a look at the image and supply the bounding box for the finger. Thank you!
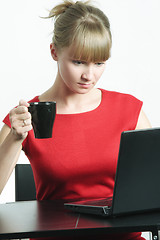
[12,123,32,140]
[15,106,28,114]
[20,112,31,121]
[10,111,31,129]
[19,99,29,108]
[18,113,32,129]
[9,107,27,124]
[22,118,32,127]
[22,123,33,132]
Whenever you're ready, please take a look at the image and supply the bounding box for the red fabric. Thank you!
[3,89,144,240]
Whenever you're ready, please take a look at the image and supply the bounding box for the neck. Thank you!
[54,81,97,113]
[39,75,101,114]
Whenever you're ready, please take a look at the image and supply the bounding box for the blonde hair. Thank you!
[47,0,112,62]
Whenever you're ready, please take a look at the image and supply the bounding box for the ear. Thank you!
[50,43,58,61]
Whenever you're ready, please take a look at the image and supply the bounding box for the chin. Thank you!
[76,88,92,94]
[67,84,94,95]
[77,85,95,94]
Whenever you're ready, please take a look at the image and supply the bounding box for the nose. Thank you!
[81,65,94,82]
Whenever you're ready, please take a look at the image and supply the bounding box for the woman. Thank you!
[0,0,151,239]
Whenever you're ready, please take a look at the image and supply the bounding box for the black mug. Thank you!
[29,102,56,139]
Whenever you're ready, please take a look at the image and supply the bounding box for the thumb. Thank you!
[19,99,29,108]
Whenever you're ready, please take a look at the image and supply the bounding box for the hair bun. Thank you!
[48,0,75,18]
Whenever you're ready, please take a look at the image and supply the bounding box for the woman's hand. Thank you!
[9,99,32,140]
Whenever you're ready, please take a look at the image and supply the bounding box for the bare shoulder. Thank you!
[136,109,152,130]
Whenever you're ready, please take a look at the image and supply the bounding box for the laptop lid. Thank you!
[112,128,160,216]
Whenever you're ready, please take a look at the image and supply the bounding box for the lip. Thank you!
[78,83,92,88]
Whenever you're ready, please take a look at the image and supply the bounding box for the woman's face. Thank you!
[52,44,106,94]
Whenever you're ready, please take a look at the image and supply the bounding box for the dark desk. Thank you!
[0,200,159,240]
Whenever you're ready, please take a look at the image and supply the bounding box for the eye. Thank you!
[72,60,84,65]
[95,62,105,66]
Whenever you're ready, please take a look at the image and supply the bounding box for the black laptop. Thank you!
[64,128,160,217]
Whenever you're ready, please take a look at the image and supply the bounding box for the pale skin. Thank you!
[0,43,151,194]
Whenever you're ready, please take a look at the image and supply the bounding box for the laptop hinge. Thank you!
[103,207,111,215]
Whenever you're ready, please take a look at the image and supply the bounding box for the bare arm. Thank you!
[0,100,32,194]
[0,125,22,193]
[136,109,152,130]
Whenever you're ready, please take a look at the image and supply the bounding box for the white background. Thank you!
[0,0,160,211]
[1,1,159,238]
